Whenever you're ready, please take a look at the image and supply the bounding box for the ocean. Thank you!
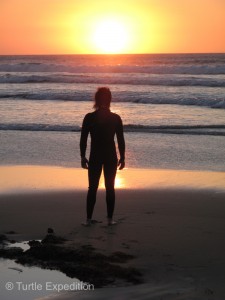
[0,53,225,171]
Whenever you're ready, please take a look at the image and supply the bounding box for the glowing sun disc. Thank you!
[92,19,129,53]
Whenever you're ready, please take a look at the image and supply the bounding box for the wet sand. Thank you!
[1,166,225,299]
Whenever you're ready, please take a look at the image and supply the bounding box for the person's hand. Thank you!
[81,157,89,169]
[118,159,125,170]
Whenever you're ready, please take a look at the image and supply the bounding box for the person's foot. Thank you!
[108,218,117,226]
[82,219,92,226]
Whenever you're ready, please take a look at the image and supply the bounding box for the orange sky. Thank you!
[0,0,225,54]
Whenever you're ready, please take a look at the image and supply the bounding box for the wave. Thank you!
[125,124,225,136]
[1,62,225,75]
[1,91,224,109]
[0,123,80,132]
[1,123,225,136]
[1,73,225,87]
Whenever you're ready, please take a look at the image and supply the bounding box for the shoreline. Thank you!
[1,165,225,299]
[1,165,225,194]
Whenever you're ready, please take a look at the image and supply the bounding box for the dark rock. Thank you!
[0,234,8,243]
[0,247,23,258]
[0,237,143,288]
[8,240,16,244]
[19,244,142,287]
[28,240,42,247]
[47,228,54,234]
[42,234,66,244]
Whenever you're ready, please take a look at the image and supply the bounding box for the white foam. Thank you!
[1,62,225,75]
[1,73,225,87]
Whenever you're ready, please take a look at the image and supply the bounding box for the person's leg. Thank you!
[103,159,117,221]
[86,161,102,221]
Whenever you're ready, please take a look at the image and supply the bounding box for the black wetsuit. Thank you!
[80,108,125,219]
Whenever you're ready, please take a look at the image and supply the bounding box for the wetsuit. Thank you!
[80,108,125,219]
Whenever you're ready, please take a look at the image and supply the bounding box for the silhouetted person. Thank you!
[80,87,125,226]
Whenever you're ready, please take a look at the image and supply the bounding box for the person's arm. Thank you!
[116,116,125,170]
[80,114,90,169]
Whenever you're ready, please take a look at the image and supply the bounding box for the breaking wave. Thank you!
[1,123,225,136]
[1,73,225,87]
[0,62,225,75]
[0,90,224,109]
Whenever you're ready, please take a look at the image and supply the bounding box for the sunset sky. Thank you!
[0,0,225,55]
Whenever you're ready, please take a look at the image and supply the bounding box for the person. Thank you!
[80,87,125,226]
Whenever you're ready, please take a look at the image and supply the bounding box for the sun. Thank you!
[92,18,130,54]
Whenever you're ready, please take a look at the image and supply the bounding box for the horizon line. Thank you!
[0,52,225,56]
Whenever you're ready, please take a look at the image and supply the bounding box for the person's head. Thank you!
[94,87,112,110]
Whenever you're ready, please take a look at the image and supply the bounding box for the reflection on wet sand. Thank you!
[1,165,225,194]
[99,170,126,189]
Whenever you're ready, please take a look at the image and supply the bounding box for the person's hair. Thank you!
[93,87,112,109]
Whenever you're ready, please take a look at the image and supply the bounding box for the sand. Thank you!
[1,166,225,299]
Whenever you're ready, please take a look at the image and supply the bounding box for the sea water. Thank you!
[0,257,82,300]
[0,54,225,171]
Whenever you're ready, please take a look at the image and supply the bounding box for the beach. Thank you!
[1,166,225,299]
[1,0,225,292]
[1,53,225,299]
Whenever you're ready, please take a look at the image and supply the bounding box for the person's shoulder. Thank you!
[110,112,122,123]
[84,111,95,119]
[82,112,95,125]
[110,111,121,120]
